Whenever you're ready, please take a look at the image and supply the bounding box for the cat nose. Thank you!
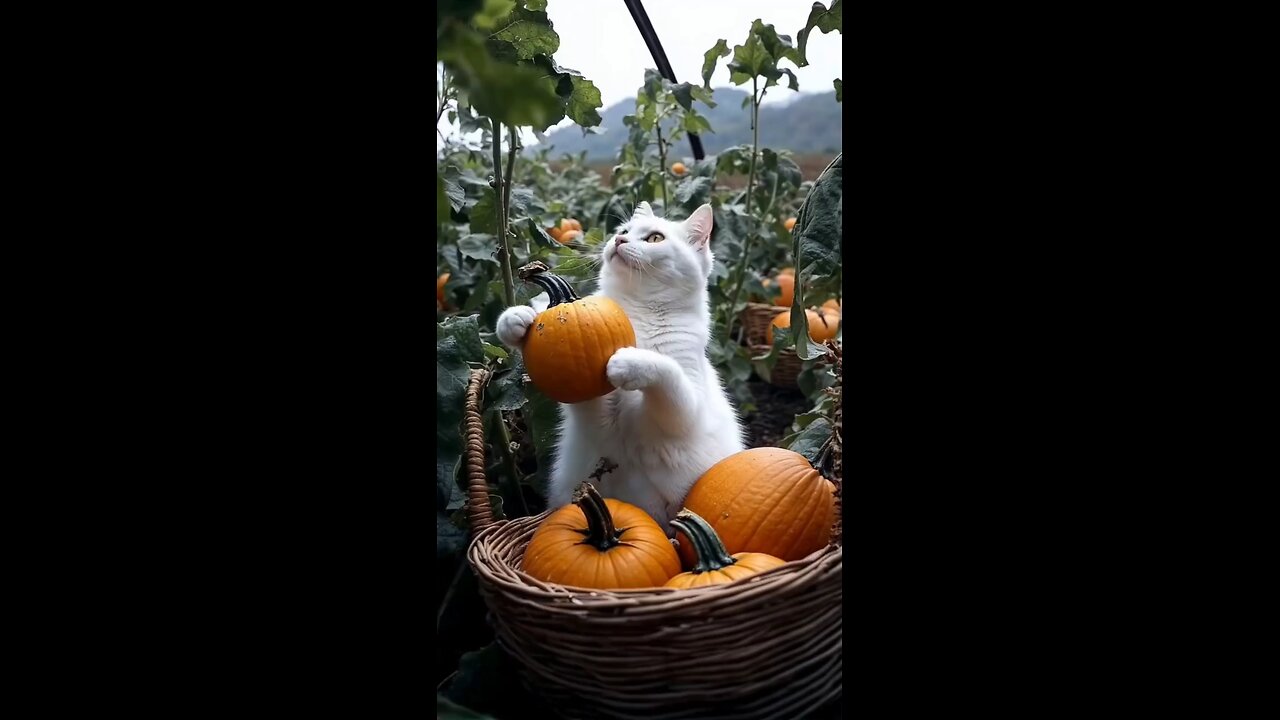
[614,235,628,245]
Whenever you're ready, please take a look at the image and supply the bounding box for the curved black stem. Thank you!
[672,510,737,573]
[573,482,621,551]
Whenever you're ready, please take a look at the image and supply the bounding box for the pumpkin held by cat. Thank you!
[517,263,637,404]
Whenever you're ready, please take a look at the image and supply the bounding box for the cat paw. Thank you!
[607,347,661,390]
[495,305,538,347]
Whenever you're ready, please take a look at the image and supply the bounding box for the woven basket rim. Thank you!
[468,510,841,601]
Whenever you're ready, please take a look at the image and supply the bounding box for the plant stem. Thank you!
[656,120,669,211]
[672,510,738,573]
[495,411,529,517]
[723,77,763,334]
[491,117,516,307]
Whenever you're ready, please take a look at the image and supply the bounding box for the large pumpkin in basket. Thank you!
[679,447,836,566]
[523,482,680,589]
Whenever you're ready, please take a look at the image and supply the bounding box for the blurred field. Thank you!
[576,153,837,190]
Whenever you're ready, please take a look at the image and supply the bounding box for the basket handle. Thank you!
[464,367,496,536]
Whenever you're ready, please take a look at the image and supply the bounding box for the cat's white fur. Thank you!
[496,202,744,532]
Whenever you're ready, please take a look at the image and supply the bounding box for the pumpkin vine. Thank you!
[571,482,625,551]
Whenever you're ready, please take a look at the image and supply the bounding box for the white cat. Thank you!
[496,201,745,532]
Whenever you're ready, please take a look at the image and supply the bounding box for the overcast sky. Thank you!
[438,0,842,149]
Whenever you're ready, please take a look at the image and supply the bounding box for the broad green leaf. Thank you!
[485,362,527,412]
[797,0,843,66]
[441,165,466,213]
[785,417,832,461]
[457,233,499,263]
[471,0,516,30]
[565,75,603,127]
[781,67,799,91]
[834,77,842,101]
[441,28,565,130]
[437,316,485,511]
[522,384,560,488]
[526,217,559,248]
[482,342,508,359]
[691,85,717,109]
[672,82,695,111]
[468,194,497,234]
[438,176,451,221]
[675,176,712,209]
[485,6,559,61]
[702,39,729,88]
[790,153,842,360]
[522,0,547,10]
[682,111,713,135]
[748,19,802,67]
[437,511,469,559]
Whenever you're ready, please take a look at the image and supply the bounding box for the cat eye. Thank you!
[645,232,665,243]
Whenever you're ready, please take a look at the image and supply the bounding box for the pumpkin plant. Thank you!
[522,482,680,589]
[665,510,786,589]
[518,261,636,404]
[680,447,836,565]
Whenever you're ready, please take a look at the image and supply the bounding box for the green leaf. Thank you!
[682,111,713,135]
[468,194,497,234]
[565,75,603,127]
[458,233,499,263]
[749,19,802,67]
[522,0,546,10]
[797,0,843,66]
[471,0,516,30]
[486,363,527,412]
[438,176,451,221]
[441,166,466,213]
[675,176,712,209]
[441,28,565,130]
[437,511,469,559]
[784,417,832,461]
[834,77,842,102]
[790,154,842,360]
[482,342,508,359]
[485,6,559,61]
[781,67,799,91]
[526,217,559,248]
[437,316,485,511]
[522,384,560,488]
[702,39,729,88]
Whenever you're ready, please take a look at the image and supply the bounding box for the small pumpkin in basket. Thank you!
[665,510,786,589]
[518,262,636,404]
[680,447,836,566]
[522,482,681,589]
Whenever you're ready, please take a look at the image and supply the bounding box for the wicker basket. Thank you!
[461,368,843,720]
[741,302,785,346]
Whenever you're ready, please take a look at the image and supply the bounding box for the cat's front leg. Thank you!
[495,305,538,347]
[606,347,698,435]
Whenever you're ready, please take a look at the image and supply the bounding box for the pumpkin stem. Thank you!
[573,482,621,551]
[518,262,580,308]
[671,510,737,573]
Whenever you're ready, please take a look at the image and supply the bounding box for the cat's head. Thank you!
[599,202,715,299]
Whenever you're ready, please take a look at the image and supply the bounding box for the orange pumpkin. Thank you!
[680,447,836,565]
[768,308,839,344]
[778,267,795,276]
[519,263,636,404]
[784,217,797,231]
[671,162,686,175]
[560,218,582,233]
[823,298,841,314]
[548,226,564,242]
[437,273,450,309]
[558,229,582,244]
[771,273,795,307]
[523,482,680,589]
[665,510,786,589]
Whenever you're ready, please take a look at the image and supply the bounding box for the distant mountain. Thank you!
[530,89,842,162]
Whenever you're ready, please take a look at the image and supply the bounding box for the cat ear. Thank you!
[633,201,653,218]
[683,203,714,248]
